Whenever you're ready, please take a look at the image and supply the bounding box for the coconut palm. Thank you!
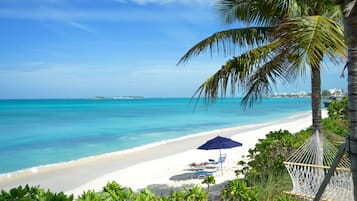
[337,0,357,199]
[178,0,345,136]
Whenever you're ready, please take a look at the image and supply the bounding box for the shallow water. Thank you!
[0,98,311,173]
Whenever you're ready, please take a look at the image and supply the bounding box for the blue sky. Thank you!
[0,0,347,99]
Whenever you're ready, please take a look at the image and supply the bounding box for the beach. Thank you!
[0,110,326,197]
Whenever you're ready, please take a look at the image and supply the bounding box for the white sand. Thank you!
[0,110,327,197]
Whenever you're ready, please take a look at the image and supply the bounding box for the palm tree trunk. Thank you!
[310,64,324,195]
[341,1,357,200]
[311,66,323,135]
[311,64,323,168]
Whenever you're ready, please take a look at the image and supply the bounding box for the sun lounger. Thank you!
[209,154,227,166]
[188,162,209,171]
[193,170,215,179]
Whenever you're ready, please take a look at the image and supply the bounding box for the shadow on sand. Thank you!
[169,172,195,181]
[138,178,230,200]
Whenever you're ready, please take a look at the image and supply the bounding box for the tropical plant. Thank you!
[99,181,136,200]
[77,190,102,201]
[0,185,74,201]
[170,190,185,201]
[179,0,345,138]
[202,175,216,195]
[183,186,208,201]
[237,129,309,181]
[328,96,348,120]
[135,188,159,201]
[323,97,349,137]
[337,0,357,199]
[222,179,258,201]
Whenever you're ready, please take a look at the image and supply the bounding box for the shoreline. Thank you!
[0,110,322,196]
[0,110,312,177]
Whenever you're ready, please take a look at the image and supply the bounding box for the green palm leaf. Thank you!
[193,42,285,106]
[274,16,345,70]
[178,27,271,64]
[217,0,301,25]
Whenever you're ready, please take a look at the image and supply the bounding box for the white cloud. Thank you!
[68,21,92,32]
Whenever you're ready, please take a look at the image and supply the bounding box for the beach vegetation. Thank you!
[233,129,312,200]
[222,179,258,201]
[0,185,73,201]
[135,188,158,201]
[327,96,348,120]
[236,129,308,182]
[202,175,216,195]
[101,181,135,200]
[323,97,349,138]
[183,185,208,201]
[77,190,102,201]
[229,105,349,200]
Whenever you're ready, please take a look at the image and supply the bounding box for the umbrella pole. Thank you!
[220,149,223,175]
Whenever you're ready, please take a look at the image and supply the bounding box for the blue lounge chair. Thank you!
[193,170,215,179]
[209,154,227,166]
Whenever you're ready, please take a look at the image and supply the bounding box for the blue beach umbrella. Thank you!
[198,136,242,151]
[198,136,242,173]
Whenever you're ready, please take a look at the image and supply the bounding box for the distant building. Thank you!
[328,88,344,98]
[272,91,310,98]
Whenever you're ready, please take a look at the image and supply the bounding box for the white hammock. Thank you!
[284,131,353,201]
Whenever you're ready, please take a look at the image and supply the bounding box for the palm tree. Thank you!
[179,0,345,138]
[338,0,357,199]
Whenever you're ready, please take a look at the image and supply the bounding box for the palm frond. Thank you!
[192,43,278,105]
[298,0,342,19]
[178,27,270,64]
[273,16,346,71]
[241,51,294,107]
[216,0,301,25]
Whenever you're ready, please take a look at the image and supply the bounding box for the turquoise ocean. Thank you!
[0,98,311,174]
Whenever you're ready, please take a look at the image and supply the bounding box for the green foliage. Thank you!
[237,129,308,181]
[1,181,210,201]
[135,189,158,201]
[183,186,208,201]
[202,175,215,194]
[0,185,73,201]
[169,190,185,201]
[322,117,349,137]
[101,181,136,201]
[222,180,258,201]
[77,190,102,201]
[234,129,313,200]
[327,96,348,120]
[323,96,349,137]
[253,173,296,200]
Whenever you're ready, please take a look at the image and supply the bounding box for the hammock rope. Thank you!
[284,131,352,201]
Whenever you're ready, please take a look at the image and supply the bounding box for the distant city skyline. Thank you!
[0,0,347,99]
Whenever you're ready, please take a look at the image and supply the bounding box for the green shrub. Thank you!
[136,188,159,201]
[323,117,348,137]
[0,185,73,201]
[77,190,102,201]
[327,97,348,120]
[183,186,208,201]
[101,181,135,200]
[202,175,215,194]
[323,96,349,137]
[237,130,307,182]
[222,179,258,201]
